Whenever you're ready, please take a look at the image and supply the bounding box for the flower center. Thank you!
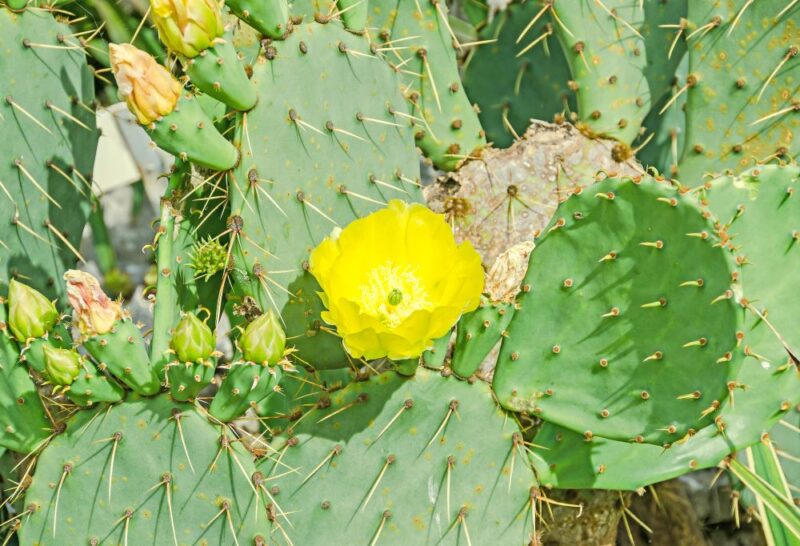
[358,262,431,328]
[387,289,403,306]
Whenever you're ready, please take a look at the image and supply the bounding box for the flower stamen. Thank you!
[359,262,431,328]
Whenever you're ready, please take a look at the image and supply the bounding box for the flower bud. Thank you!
[240,310,285,365]
[151,0,224,58]
[64,270,123,337]
[43,345,81,386]
[109,43,182,125]
[7,280,58,342]
[191,237,228,281]
[171,312,215,363]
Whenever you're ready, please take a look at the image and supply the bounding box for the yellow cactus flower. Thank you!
[150,0,224,58]
[64,270,123,337]
[310,200,484,360]
[109,43,182,125]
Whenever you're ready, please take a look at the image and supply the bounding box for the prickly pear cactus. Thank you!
[702,164,799,359]
[529,346,798,490]
[4,0,800,544]
[0,8,99,299]
[373,0,487,170]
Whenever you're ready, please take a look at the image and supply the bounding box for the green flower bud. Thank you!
[240,311,285,366]
[43,345,82,386]
[171,312,215,363]
[191,237,228,281]
[7,280,58,342]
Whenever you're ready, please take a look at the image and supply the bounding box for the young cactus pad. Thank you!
[260,368,536,545]
[493,175,744,445]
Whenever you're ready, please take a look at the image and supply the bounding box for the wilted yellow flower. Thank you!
[150,0,224,58]
[64,270,123,337]
[310,200,483,360]
[109,43,182,125]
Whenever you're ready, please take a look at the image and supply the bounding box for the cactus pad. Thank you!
[702,164,800,360]
[529,347,798,490]
[260,368,536,545]
[550,0,650,145]
[0,8,98,300]
[494,175,744,445]
[451,297,514,379]
[293,0,489,169]
[20,394,263,545]
[461,2,573,148]
[677,3,799,180]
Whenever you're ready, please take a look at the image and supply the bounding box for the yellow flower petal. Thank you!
[309,200,484,360]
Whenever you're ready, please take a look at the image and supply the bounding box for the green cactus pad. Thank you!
[0,8,99,300]
[255,365,355,434]
[167,359,215,402]
[529,343,798,490]
[451,297,514,379]
[81,319,160,396]
[461,1,573,148]
[420,330,451,370]
[260,368,536,545]
[210,362,282,422]
[494,175,743,445]
[551,0,650,145]
[0,299,52,453]
[640,0,687,109]
[637,54,687,176]
[147,94,239,171]
[293,0,489,169]
[185,38,258,112]
[677,3,799,181]
[227,0,289,39]
[702,164,800,360]
[65,358,126,408]
[20,394,264,545]
[527,165,800,495]
[336,0,367,32]
[374,0,487,170]
[229,20,422,369]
